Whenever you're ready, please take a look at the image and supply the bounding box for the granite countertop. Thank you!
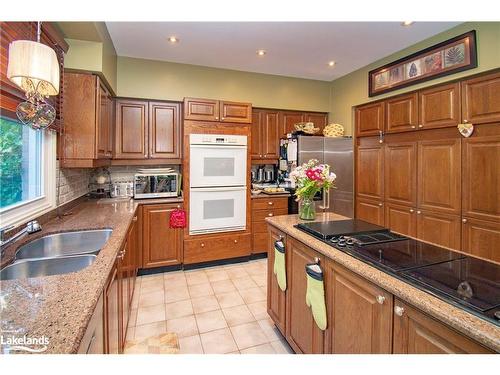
[0,197,182,354]
[266,213,500,353]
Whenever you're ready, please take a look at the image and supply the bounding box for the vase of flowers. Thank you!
[290,159,336,220]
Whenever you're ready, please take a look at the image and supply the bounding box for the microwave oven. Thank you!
[134,173,180,199]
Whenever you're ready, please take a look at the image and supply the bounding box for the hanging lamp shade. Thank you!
[7,40,60,97]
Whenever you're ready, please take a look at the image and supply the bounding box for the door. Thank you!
[461,71,500,125]
[385,202,416,237]
[189,187,247,235]
[220,100,252,123]
[250,110,263,159]
[393,299,492,353]
[126,217,139,305]
[356,142,384,201]
[105,261,120,354]
[461,217,500,262]
[149,101,181,159]
[280,111,304,137]
[462,135,500,222]
[356,198,384,226]
[115,99,148,159]
[385,93,418,133]
[384,141,417,206]
[97,81,110,158]
[143,204,183,268]
[119,243,129,350]
[416,210,461,250]
[262,111,279,159]
[417,138,461,215]
[305,112,328,135]
[355,101,384,137]
[184,97,219,121]
[326,262,393,354]
[267,226,287,335]
[286,237,324,354]
[106,94,114,157]
[419,82,460,130]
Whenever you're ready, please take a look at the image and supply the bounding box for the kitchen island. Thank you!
[265,213,500,353]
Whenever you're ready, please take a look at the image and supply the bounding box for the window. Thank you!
[0,115,56,227]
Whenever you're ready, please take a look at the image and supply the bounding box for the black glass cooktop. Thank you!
[296,219,387,240]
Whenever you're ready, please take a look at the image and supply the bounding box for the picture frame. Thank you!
[368,30,477,97]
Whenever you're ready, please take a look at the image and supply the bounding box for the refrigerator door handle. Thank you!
[326,189,330,210]
[319,188,327,210]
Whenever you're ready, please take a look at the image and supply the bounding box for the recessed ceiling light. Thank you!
[168,36,179,43]
[257,49,266,56]
[328,61,336,67]
[401,21,414,27]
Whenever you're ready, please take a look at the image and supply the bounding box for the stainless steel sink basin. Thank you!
[0,255,97,280]
[15,229,112,260]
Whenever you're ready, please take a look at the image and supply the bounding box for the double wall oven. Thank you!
[189,134,248,235]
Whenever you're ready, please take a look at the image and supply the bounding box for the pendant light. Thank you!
[7,22,60,130]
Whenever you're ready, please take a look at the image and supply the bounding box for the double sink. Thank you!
[0,229,112,280]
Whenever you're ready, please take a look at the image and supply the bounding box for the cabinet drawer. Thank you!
[184,233,251,264]
[252,197,288,210]
[252,208,288,222]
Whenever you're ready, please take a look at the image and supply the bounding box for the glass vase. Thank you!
[299,197,316,220]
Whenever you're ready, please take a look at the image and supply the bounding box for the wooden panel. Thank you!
[462,135,500,222]
[250,110,263,159]
[280,111,304,137]
[305,112,328,135]
[183,233,251,264]
[385,93,418,133]
[393,299,492,353]
[286,237,324,354]
[252,222,268,234]
[462,71,500,125]
[220,101,252,123]
[267,226,287,335]
[385,203,416,237]
[417,138,461,214]
[416,210,461,250]
[355,102,385,137]
[252,208,288,222]
[252,233,268,254]
[104,261,120,354]
[384,141,417,206]
[356,198,384,226]
[262,111,280,159]
[356,143,384,200]
[118,246,129,351]
[97,81,109,159]
[419,83,460,130]
[149,101,181,159]
[461,217,500,262]
[184,97,219,121]
[252,197,288,210]
[142,204,183,268]
[326,262,393,354]
[114,99,148,159]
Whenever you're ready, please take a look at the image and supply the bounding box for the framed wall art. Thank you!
[369,30,477,97]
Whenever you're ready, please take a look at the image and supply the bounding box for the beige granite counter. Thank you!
[266,213,500,353]
[0,197,183,354]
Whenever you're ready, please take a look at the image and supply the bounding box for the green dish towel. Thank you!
[273,240,287,291]
[305,263,327,331]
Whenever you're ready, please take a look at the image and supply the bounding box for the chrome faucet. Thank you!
[0,220,42,257]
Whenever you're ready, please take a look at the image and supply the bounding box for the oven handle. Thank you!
[190,186,247,192]
[190,144,247,149]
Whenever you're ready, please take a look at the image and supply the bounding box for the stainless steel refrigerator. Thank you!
[297,136,354,217]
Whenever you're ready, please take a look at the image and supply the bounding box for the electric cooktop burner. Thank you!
[296,219,387,240]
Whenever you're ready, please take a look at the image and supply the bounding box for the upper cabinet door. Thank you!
[280,111,305,137]
[418,83,460,130]
[385,93,418,133]
[148,102,181,159]
[355,102,385,137]
[461,71,500,125]
[97,81,111,159]
[114,99,148,159]
[356,142,384,201]
[220,101,252,123]
[184,97,220,121]
[305,112,328,135]
[417,138,461,215]
[262,111,280,159]
[461,217,500,262]
[250,110,263,159]
[462,135,500,222]
[384,141,417,207]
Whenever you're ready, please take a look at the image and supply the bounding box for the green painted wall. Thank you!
[117,56,332,112]
[329,22,500,135]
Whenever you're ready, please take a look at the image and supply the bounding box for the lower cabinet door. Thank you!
[385,202,416,237]
[416,210,461,250]
[286,237,324,354]
[356,197,385,226]
[105,261,120,354]
[326,262,393,354]
[267,226,286,335]
[461,217,500,262]
[119,248,129,351]
[393,299,492,353]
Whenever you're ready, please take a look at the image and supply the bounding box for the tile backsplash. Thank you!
[56,161,91,206]
[108,165,181,183]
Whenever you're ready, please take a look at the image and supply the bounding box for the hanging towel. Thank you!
[287,139,298,162]
[273,240,287,291]
[305,263,327,331]
[169,208,186,229]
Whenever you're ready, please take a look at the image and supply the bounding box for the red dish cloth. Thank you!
[169,208,186,229]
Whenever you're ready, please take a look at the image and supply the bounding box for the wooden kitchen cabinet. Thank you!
[461,217,500,262]
[97,82,113,159]
[184,97,251,123]
[220,100,252,123]
[461,71,500,125]
[104,259,120,354]
[418,82,460,130]
[252,196,288,254]
[356,197,385,226]
[280,111,304,137]
[251,109,279,160]
[355,101,385,137]
[250,111,263,159]
[384,141,417,207]
[416,210,461,250]
[393,299,492,353]
[142,203,184,268]
[356,141,384,201]
[118,240,129,350]
[267,226,287,335]
[78,295,104,354]
[148,101,181,159]
[285,237,325,354]
[385,92,418,133]
[325,262,393,354]
[114,99,148,159]
[385,202,416,237]
[184,232,251,264]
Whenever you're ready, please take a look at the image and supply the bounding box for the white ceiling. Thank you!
[106,22,460,81]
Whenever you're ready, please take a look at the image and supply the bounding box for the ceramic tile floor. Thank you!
[125,258,294,354]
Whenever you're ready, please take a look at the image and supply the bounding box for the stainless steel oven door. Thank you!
[189,186,246,235]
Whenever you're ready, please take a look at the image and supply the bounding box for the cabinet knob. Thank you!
[462,218,468,224]
[394,306,405,317]
[132,216,138,222]
[378,203,383,207]
[409,209,414,213]
[463,119,468,123]
[268,213,274,217]
[221,117,225,120]
[201,243,205,248]
[234,239,238,244]
[268,201,274,205]
[144,154,147,158]
[417,210,421,214]
[418,124,423,128]
[376,295,386,305]
[215,116,219,120]
[411,125,416,129]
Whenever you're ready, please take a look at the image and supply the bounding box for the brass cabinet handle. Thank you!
[378,203,383,207]
[417,210,421,214]
[378,130,384,144]
[409,209,414,213]
[221,117,225,120]
[462,218,468,224]
[215,116,219,120]
[418,124,423,128]
[376,295,386,305]
[411,125,416,129]
[463,119,468,123]
[268,201,273,205]
[394,306,405,317]
[201,243,205,248]
[234,239,238,244]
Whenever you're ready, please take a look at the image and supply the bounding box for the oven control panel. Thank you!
[190,133,247,146]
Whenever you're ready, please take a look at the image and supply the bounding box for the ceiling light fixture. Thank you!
[401,21,415,26]
[328,61,336,67]
[168,36,179,43]
[257,49,266,56]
